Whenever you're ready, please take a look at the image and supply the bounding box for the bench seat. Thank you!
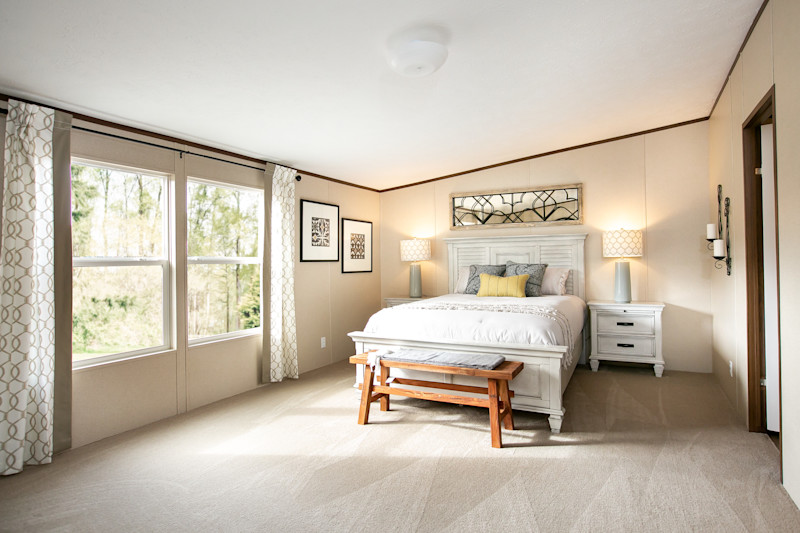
[349,351,524,448]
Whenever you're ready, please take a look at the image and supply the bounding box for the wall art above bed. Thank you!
[450,184,582,229]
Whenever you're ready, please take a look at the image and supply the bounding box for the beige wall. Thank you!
[294,175,382,374]
[69,125,270,447]
[381,121,712,373]
[773,0,800,506]
[708,0,800,505]
[67,125,381,446]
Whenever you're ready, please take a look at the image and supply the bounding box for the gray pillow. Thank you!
[505,261,548,297]
[464,264,506,294]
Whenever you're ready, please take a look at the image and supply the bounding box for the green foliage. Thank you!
[71,165,263,359]
[72,266,163,358]
[238,275,261,330]
[187,182,261,339]
[70,165,99,256]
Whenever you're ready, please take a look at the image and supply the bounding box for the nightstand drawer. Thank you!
[384,296,430,308]
[596,313,654,335]
[597,335,655,357]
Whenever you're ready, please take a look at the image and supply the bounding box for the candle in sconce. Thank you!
[706,223,717,240]
[713,239,725,258]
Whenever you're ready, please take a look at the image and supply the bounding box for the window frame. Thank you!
[71,158,172,368]
[186,176,264,345]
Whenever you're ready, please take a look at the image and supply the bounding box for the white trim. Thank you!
[72,157,172,179]
[72,347,176,371]
[185,178,265,343]
[72,343,172,370]
[187,257,260,264]
[70,159,172,368]
[188,327,262,347]
[73,258,167,266]
[187,175,262,193]
[70,260,172,369]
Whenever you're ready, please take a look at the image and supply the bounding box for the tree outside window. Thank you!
[71,162,168,363]
[187,179,262,340]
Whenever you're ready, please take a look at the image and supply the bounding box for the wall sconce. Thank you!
[707,185,731,276]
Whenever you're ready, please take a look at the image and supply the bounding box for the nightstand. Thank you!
[588,300,665,377]
[384,296,431,308]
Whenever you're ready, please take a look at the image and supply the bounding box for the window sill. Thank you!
[188,328,262,349]
[72,347,176,372]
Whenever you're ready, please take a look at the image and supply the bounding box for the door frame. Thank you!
[742,86,781,464]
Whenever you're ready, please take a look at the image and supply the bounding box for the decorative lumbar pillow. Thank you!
[454,266,471,294]
[464,264,506,294]
[477,273,529,298]
[541,267,571,296]
[504,261,548,297]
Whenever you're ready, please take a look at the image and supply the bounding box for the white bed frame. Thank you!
[349,233,588,433]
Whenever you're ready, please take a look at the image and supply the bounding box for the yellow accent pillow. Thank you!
[476,273,529,297]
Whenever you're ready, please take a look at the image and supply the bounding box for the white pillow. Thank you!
[541,267,570,296]
[454,266,471,294]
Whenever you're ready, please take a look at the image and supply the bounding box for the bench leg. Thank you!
[488,378,502,448]
[358,364,375,425]
[380,365,390,411]
[499,379,514,430]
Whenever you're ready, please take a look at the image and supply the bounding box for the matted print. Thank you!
[342,218,372,273]
[300,200,339,261]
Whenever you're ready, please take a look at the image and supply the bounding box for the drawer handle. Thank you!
[617,343,635,348]
[617,322,635,326]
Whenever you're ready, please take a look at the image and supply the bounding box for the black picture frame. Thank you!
[300,199,339,262]
[341,218,373,273]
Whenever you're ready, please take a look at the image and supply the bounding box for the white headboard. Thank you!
[445,234,587,300]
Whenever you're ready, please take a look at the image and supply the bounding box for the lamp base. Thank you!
[614,260,631,303]
[409,263,422,298]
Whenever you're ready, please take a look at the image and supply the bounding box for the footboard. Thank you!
[348,331,569,433]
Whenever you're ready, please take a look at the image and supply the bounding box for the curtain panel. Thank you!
[0,100,72,475]
[267,165,298,382]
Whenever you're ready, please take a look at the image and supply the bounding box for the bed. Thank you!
[348,233,588,433]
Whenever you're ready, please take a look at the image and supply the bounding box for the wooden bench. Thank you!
[349,352,524,448]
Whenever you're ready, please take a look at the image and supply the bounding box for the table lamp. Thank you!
[400,238,431,298]
[602,229,643,303]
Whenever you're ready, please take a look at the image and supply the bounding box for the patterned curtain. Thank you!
[269,165,298,381]
[1,101,57,475]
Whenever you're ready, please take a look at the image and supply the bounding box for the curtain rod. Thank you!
[0,106,273,174]
[71,125,267,172]
[1,99,384,191]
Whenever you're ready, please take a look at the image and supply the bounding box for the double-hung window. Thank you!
[71,160,170,365]
[186,178,263,342]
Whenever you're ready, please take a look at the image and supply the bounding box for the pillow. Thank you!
[477,273,529,298]
[454,266,471,294]
[504,261,547,297]
[541,267,571,296]
[464,264,506,294]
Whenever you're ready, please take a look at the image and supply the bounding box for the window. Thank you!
[187,179,262,341]
[71,161,170,365]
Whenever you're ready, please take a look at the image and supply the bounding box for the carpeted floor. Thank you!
[1,361,799,532]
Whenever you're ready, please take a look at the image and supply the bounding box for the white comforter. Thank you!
[363,294,586,367]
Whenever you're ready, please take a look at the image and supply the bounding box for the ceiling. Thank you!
[0,0,762,190]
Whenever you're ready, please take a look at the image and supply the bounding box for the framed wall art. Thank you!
[451,184,583,229]
[341,218,372,273]
[300,199,339,262]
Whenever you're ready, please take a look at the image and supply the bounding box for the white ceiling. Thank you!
[0,0,761,190]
